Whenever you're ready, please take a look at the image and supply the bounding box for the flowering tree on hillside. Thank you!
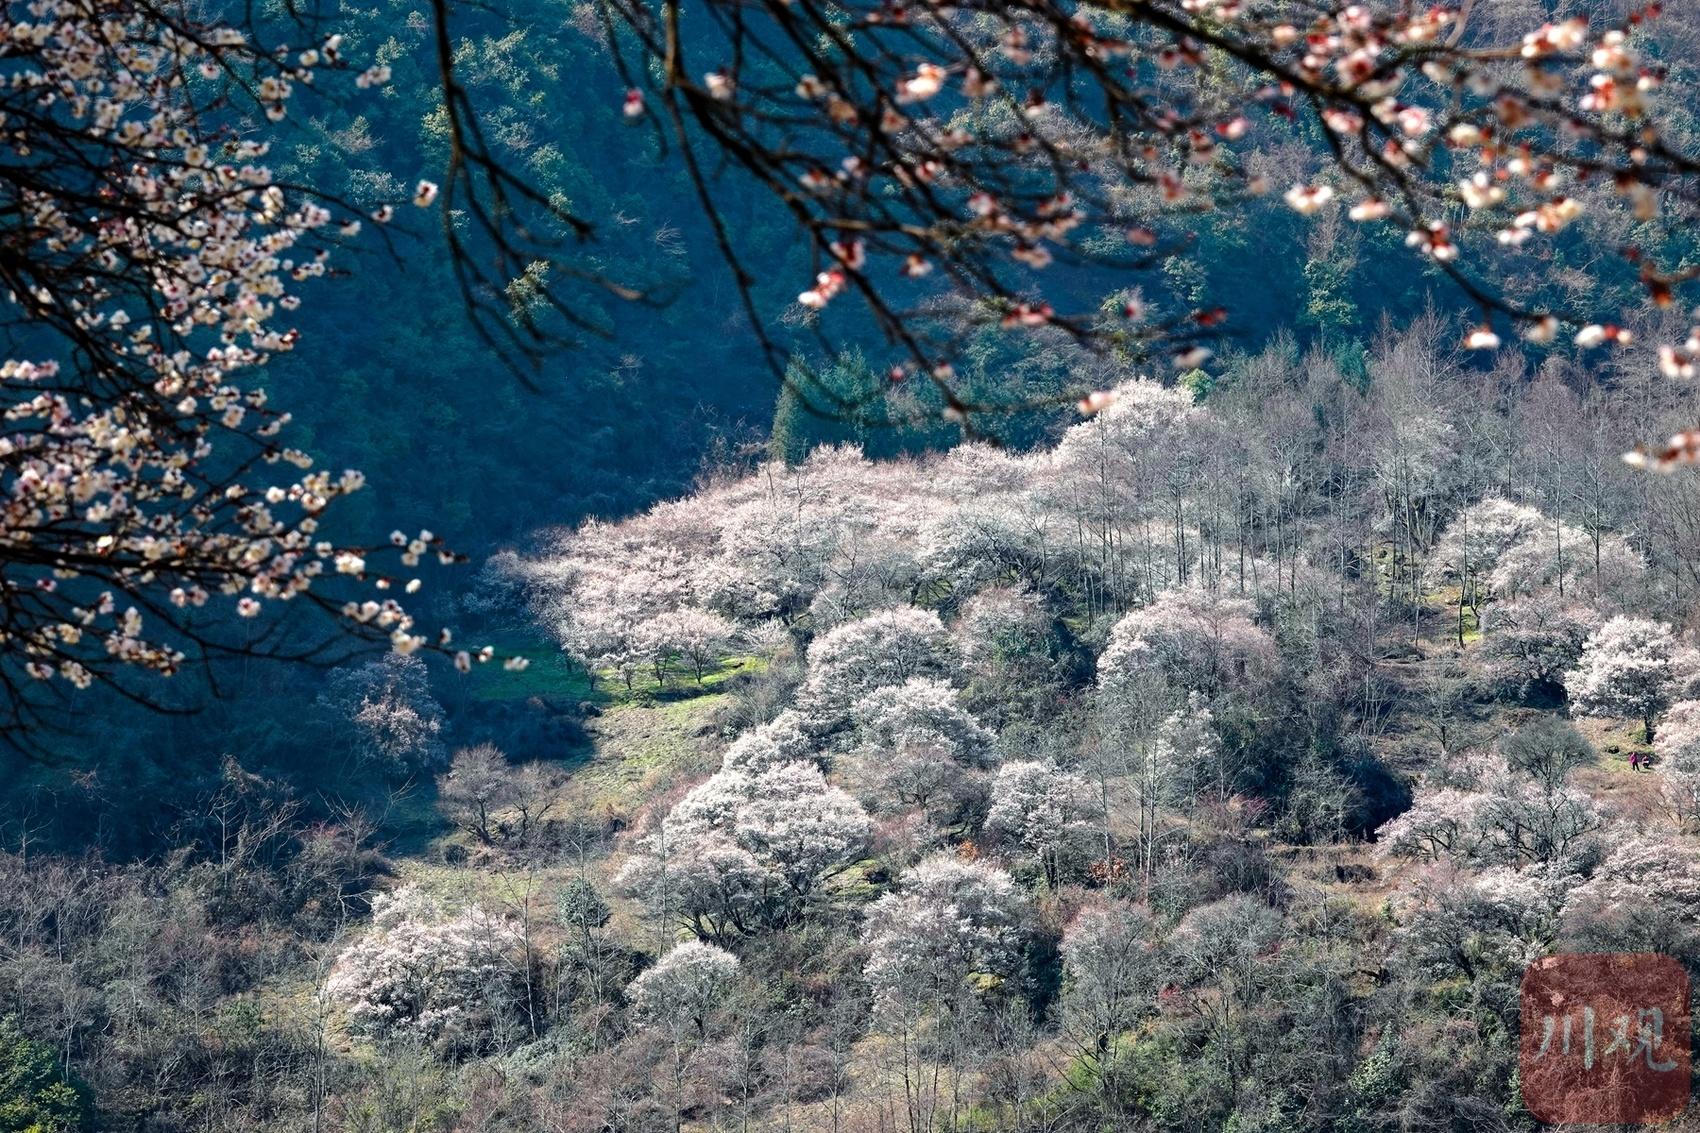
[1379,739,1600,870]
[633,607,737,687]
[861,853,1025,1012]
[1391,865,1569,986]
[319,653,448,776]
[1058,900,1158,1068]
[1377,786,1487,864]
[851,678,995,766]
[985,759,1095,887]
[1428,498,1548,611]
[1431,498,1640,650]
[1495,525,1642,602]
[1046,380,1216,607]
[1565,616,1685,741]
[626,940,742,1131]
[1655,700,1700,831]
[719,710,820,773]
[1099,586,1275,701]
[626,940,741,1038]
[1478,595,1599,698]
[849,677,996,821]
[617,760,870,938]
[326,885,521,1053]
[796,606,956,731]
[1565,835,1700,954]
[857,851,1028,1131]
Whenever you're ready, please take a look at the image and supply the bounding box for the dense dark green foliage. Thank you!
[0,1018,88,1133]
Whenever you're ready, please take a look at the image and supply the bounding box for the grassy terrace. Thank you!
[465,630,765,708]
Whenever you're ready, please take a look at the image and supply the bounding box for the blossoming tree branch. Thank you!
[585,0,1698,439]
[0,0,525,746]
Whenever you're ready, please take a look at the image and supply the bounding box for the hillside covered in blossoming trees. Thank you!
[17,321,1700,1129]
[14,0,1700,1130]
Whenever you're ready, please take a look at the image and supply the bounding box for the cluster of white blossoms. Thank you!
[1428,496,1644,603]
[861,853,1025,1011]
[325,885,521,1048]
[615,752,871,939]
[0,0,525,700]
[515,379,1286,671]
[625,940,741,1036]
[1097,585,1276,701]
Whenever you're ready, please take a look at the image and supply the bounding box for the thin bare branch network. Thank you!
[436,0,1700,439]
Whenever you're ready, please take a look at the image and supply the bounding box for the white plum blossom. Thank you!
[734,762,872,895]
[319,653,447,774]
[1655,700,1700,831]
[0,4,459,707]
[851,678,994,766]
[1376,786,1488,863]
[635,606,737,685]
[1391,864,1573,983]
[984,760,1096,885]
[1566,836,1700,952]
[1565,617,1685,740]
[845,678,996,820]
[1478,595,1599,694]
[1380,740,1599,869]
[1098,586,1275,699]
[796,606,956,730]
[326,886,520,1052]
[1428,496,1547,599]
[720,710,820,773]
[1492,524,1642,600]
[1431,496,1643,604]
[1059,900,1158,1057]
[626,940,741,1036]
[617,760,869,937]
[861,853,1025,1010]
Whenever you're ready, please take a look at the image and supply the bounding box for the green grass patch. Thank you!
[466,632,597,704]
[597,653,767,706]
[1599,730,1654,765]
[1427,587,1484,643]
[469,639,768,709]
[827,858,887,904]
[555,693,733,816]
